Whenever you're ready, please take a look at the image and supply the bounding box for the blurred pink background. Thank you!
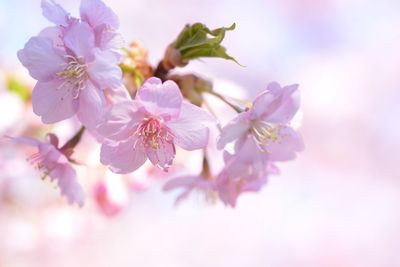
[1,0,400,266]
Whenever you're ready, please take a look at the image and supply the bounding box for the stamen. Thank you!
[26,153,55,180]
[56,55,88,99]
[251,121,282,152]
[136,117,176,171]
[137,118,163,151]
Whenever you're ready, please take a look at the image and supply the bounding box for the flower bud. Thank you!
[121,41,153,93]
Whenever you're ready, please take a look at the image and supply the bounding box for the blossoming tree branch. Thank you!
[13,0,304,208]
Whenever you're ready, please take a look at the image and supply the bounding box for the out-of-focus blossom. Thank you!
[216,137,279,207]
[0,74,24,134]
[18,0,123,129]
[10,134,84,207]
[94,173,129,217]
[218,82,304,161]
[98,77,216,174]
[121,41,154,93]
[163,174,215,204]
[125,162,184,192]
[163,137,280,207]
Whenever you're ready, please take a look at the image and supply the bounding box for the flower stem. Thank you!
[201,150,212,180]
[61,127,85,151]
[154,60,172,81]
[205,91,243,113]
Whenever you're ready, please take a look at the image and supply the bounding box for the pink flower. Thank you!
[18,0,123,128]
[18,22,121,128]
[41,0,123,58]
[93,179,127,217]
[216,136,279,207]
[11,134,85,207]
[217,82,304,161]
[98,77,216,174]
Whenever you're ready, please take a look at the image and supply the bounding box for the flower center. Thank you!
[138,118,164,150]
[136,117,176,172]
[27,152,54,179]
[251,121,281,150]
[57,55,88,99]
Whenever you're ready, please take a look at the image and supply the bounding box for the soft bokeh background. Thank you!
[1,0,400,266]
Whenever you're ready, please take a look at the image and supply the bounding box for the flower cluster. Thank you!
[165,82,304,207]
[18,0,123,129]
[13,0,304,208]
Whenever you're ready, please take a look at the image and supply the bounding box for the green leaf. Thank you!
[174,23,240,65]
[6,76,31,101]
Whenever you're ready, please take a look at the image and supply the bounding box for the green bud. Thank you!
[174,23,240,65]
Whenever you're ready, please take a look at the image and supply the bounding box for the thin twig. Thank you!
[205,91,243,113]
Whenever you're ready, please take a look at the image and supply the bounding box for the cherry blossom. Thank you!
[18,22,121,128]
[10,134,84,207]
[163,174,215,204]
[18,0,123,128]
[98,77,216,174]
[217,82,304,161]
[216,136,280,207]
[41,0,123,58]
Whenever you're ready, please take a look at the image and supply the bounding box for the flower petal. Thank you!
[175,127,209,151]
[216,172,239,208]
[100,137,147,174]
[7,136,41,147]
[264,126,304,161]
[263,83,300,124]
[38,26,64,49]
[94,25,124,60]
[233,135,264,162]
[145,138,176,171]
[51,163,85,207]
[32,80,79,124]
[166,102,215,150]
[17,36,66,82]
[104,86,132,105]
[217,111,250,150]
[80,0,119,29]
[76,82,106,129]
[38,141,64,163]
[163,175,198,204]
[96,100,144,141]
[163,175,214,204]
[163,176,197,191]
[136,77,183,119]
[63,21,95,59]
[251,82,300,124]
[41,0,70,26]
[87,49,122,90]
